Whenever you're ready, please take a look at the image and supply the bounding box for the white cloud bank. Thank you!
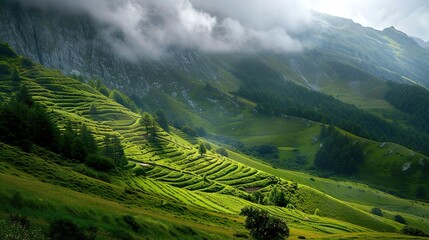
[19,0,309,59]
[17,0,429,59]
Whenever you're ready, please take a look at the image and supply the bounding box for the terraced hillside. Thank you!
[1,45,428,239]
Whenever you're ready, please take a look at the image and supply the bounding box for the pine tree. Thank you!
[11,67,20,81]
[198,142,207,156]
[89,103,97,115]
[0,99,31,150]
[155,110,169,132]
[61,121,75,159]
[103,135,112,159]
[111,135,125,166]
[28,104,60,150]
[80,125,98,154]
[140,112,152,134]
[15,85,33,107]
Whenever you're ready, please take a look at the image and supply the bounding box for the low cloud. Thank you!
[18,0,308,59]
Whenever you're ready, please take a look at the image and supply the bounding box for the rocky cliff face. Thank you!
[0,1,224,98]
[1,0,429,100]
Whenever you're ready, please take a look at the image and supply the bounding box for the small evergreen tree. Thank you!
[15,85,33,107]
[89,103,97,115]
[103,135,112,159]
[11,67,20,81]
[111,135,126,167]
[80,125,98,154]
[140,112,152,133]
[155,110,169,132]
[61,121,76,159]
[198,142,207,156]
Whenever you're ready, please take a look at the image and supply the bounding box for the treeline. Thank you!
[314,125,364,175]
[69,77,141,113]
[246,183,299,209]
[232,59,429,155]
[0,85,126,172]
[385,81,429,134]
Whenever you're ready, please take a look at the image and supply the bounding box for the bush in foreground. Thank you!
[240,206,289,240]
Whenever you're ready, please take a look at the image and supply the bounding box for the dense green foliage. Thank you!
[402,226,429,237]
[155,110,169,132]
[240,206,289,240]
[0,85,125,172]
[394,215,406,224]
[370,208,383,217]
[0,41,428,240]
[215,147,228,157]
[315,125,364,174]
[0,85,58,151]
[49,219,91,240]
[198,142,207,156]
[0,42,17,57]
[234,60,429,155]
[385,82,429,134]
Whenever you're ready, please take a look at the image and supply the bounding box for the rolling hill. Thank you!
[0,43,428,239]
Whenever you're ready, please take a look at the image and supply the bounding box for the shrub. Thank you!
[215,147,228,157]
[21,58,34,68]
[204,142,212,150]
[181,126,197,137]
[9,214,30,229]
[85,154,115,172]
[394,215,406,224]
[49,219,88,240]
[134,167,147,177]
[240,206,289,240]
[370,207,383,217]
[402,226,429,237]
[0,43,17,57]
[0,63,11,75]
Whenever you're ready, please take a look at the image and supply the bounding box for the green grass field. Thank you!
[0,48,428,239]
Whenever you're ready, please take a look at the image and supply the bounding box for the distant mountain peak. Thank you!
[411,36,429,48]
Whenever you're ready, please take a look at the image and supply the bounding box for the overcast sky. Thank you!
[18,0,429,59]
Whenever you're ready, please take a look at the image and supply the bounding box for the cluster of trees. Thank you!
[268,185,290,207]
[198,142,207,156]
[385,81,429,135]
[62,122,126,171]
[232,59,429,156]
[249,144,279,159]
[240,206,289,240]
[402,226,429,237]
[0,85,125,172]
[0,86,58,151]
[314,125,364,175]
[86,79,139,113]
[247,183,298,208]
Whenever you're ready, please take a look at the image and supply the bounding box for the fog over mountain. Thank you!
[17,0,429,60]
[18,0,310,59]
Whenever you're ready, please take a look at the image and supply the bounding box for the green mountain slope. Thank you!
[1,44,428,239]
